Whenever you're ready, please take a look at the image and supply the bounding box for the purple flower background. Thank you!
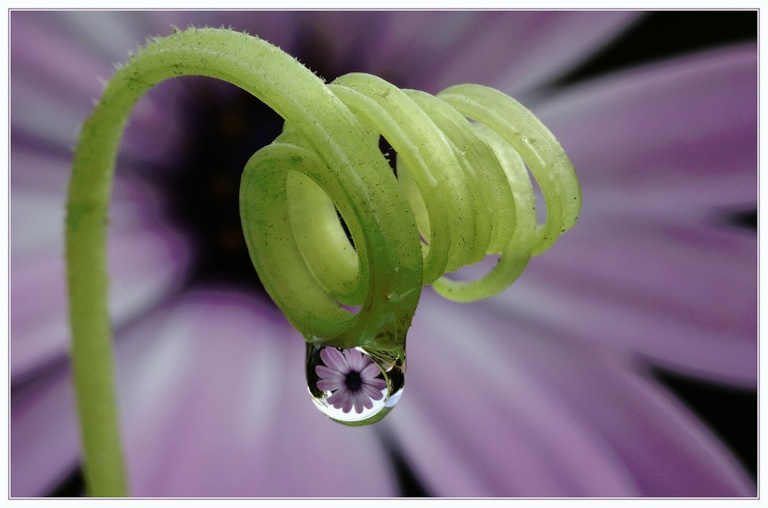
[10,10,757,497]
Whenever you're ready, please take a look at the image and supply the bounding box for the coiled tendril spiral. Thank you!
[240,62,581,351]
[65,27,580,492]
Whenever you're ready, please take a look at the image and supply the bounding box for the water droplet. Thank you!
[306,343,405,426]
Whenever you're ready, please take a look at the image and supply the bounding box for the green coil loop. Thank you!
[240,72,581,349]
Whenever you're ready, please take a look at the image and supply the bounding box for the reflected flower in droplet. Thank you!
[316,347,387,414]
[307,343,406,426]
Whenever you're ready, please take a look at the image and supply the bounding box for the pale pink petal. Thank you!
[10,364,81,497]
[434,11,641,94]
[364,11,640,93]
[514,45,758,384]
[326,390,351,411]
[316,379,343,392]
[315,365,345,383]
[538,45,757,204]
[319,346,349,373]
[390,291,754,496]
[115,291,396,496]
[353,394,369,413]
[11,11,206,165]
[11,150,191,378]
[360,362,382,380]
[343,347,368,372]
[361,383,385,401]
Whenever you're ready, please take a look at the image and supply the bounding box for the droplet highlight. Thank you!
[306,343,405,426]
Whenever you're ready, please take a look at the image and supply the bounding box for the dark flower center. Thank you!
[161,78,284,297]
[344,371,363,392]
[140,24,408,299]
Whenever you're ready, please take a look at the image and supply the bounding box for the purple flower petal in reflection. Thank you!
[316,348,387,414]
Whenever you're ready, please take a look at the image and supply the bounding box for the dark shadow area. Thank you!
[556,10,757,86]
[652,367,757,483]
[47,466,85,497]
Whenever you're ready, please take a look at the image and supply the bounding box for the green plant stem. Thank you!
[66,27,422,497]
[65,26,580,497]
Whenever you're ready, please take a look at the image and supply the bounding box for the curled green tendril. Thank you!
[243,73,581,345]
[66,27,580,496]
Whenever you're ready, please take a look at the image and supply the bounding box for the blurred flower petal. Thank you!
[392,291,754,496]
[431,11,641,94]
[509,45,757,384]
[12,11,206,165]
[12,291,399,497]
[540,45,757,202]
[11,12,113,149]
[115,291,396,496]
[11,365,81,497]
[360,11,640,93]
[11,149,191,378]
[50,10,155,64]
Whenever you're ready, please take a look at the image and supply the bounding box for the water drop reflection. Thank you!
[306,343,405,426]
